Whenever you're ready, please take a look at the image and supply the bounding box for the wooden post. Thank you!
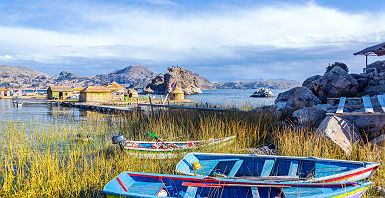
[195,103,199,118]
[365,54,368,67]
[206,102,209,108]
[148,96,154,117]
[137,97,139,107]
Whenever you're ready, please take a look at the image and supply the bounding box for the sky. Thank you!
[0,0,384,82]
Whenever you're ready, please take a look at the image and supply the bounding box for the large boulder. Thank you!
[302,75,321,91]
[145,66,203,95]
[312,66,359,101]
[354,116,385,141]
[292,104,332,126]
[274,87,321,111]
[316,116,361,154]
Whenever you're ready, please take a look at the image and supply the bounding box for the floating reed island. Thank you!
[0,107,383,197]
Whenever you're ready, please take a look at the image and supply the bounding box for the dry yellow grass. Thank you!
[0,109,383,197]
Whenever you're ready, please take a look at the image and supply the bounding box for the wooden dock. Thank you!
[327,95,385,116]
[59,102,141,113]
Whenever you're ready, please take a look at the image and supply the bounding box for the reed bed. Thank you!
[0,108,383,197]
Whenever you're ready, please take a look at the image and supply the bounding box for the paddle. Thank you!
[148,131,179,148]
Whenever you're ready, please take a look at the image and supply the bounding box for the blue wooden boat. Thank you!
[103,171,371,198]
[176,153,380,183]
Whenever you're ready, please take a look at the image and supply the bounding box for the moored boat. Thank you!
[103,171,372,198]
[120,136,236,159]
[176,153,380,183]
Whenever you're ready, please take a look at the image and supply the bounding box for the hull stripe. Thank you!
[319,165,379,183]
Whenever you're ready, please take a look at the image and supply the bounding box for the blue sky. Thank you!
[0,0,384,82]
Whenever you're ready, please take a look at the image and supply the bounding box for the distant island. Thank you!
[0,65,300,91]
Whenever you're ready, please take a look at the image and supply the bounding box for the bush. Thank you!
[326,62,349,73]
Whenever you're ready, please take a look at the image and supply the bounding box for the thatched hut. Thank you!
[0,88,10,97]
[170,86,184,100]
[79,86,111,103]
[127,88,139,98]
[106,81,127,93]
[47,86,73,100]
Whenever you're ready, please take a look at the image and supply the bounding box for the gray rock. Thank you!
[292,104,332,126]
[312,66,359,101]
[302,75,321,91]
[364,84,385,96]
[145,66,203,95]
[250,88,274,97]
[316,116,361,154]
[247,144,277,155]
[369,134,385,147]
[354,116,385,140]
[274,87,321,111]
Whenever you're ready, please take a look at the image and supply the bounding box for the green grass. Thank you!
[0,108,383,197]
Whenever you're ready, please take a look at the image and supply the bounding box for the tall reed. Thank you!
[0,108,383,197]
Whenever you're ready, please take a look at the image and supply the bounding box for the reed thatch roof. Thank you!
[81,86,111,93]
[106,81,128,92]
[48,86,73,92]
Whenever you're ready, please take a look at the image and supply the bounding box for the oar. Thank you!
[148,131,178,148]
[148,131,163,142]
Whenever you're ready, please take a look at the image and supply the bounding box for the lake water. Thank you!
[0,89,285,125]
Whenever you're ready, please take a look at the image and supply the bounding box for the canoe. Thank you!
[103,171,372,198]
[176,153,380,183]
[123,136,236,159]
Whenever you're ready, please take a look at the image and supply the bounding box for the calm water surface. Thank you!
[0,89,285,125]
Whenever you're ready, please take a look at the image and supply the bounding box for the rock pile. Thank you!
[145,66,202,95]
[250,88,274,98]
[272,65,385,154]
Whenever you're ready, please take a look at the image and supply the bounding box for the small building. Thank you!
[0,88,10,96]
[106,81,128,101]
[79,86,111,103]
[354,42,385,73]
[127,88,139,98]
[47,86,73,100]
[170,86,184,100]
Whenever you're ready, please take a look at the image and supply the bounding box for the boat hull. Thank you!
[176,153,380,183]
[124,136,235,159]
[103,171,372,198]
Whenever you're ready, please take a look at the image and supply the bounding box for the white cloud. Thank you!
[0,1,384,79]
[0,54,14,61]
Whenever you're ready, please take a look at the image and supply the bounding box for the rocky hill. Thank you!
[214,80,301,90]
[0,65,157,89]
[145,66,203,95]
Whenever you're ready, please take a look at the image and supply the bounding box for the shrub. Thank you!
[326,62,349,73]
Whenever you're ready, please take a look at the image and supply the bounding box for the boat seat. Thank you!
[288,160,299,176]
[260,159,275,177]
[227,160,243,177]
[183,186,198,198]
[251,187,260,198]
[127,181,165,195]
[196,158,240,176]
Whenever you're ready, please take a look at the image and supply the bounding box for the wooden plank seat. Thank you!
[196,158,240,176]
[362,96,374,113]
[227,160,243,177]
[260,159,275,177]
[183,186,198,198]
[336,97,346,114]
[288,160,299,176]
[378,95,385,112]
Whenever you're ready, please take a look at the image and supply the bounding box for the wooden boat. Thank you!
[176,153,380,183]
[122,136,236,159]
[103,171,372,198]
